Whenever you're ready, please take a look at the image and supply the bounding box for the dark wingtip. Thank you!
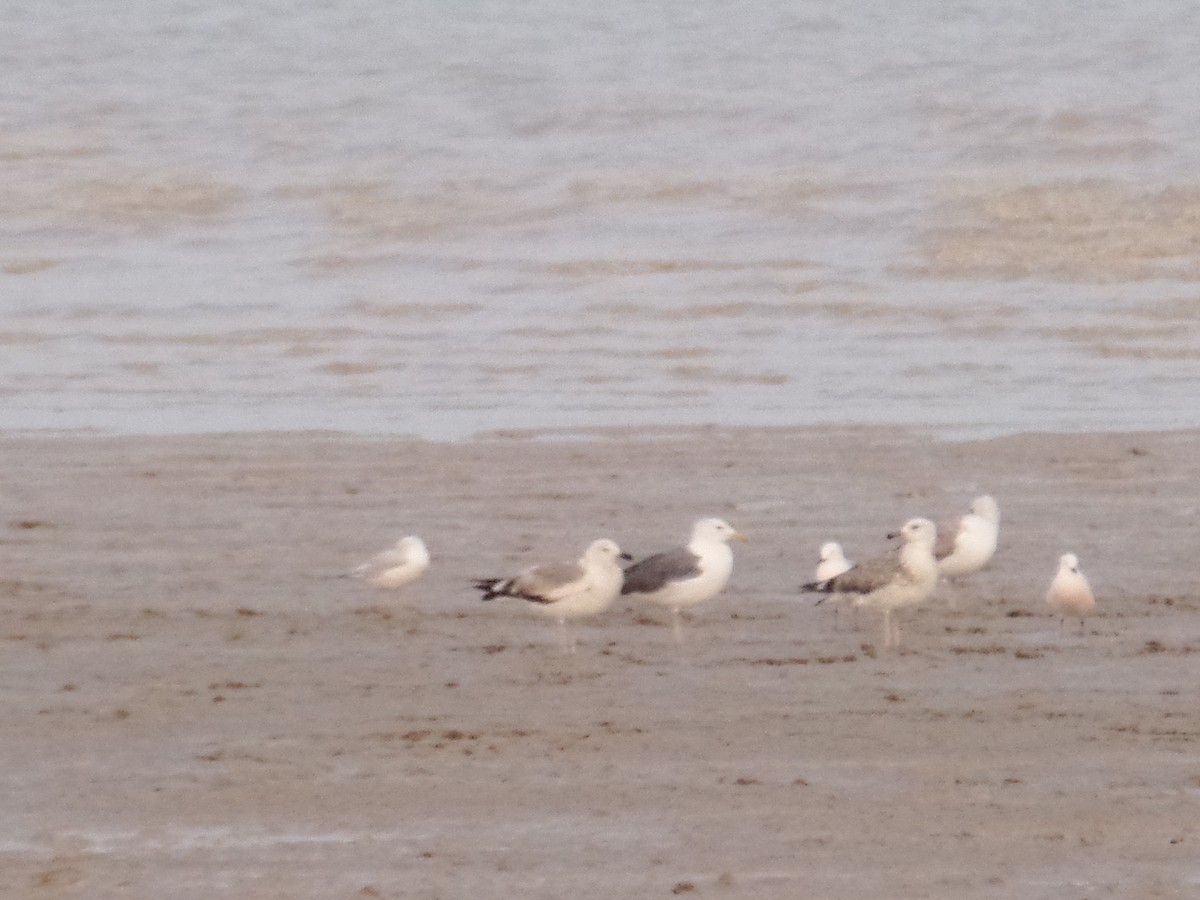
[473,578,502,600]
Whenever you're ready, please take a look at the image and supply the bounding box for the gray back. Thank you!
[621,547,701,595]
[932,518,959,560]
[827,547,902,594]
[513,560,585,600]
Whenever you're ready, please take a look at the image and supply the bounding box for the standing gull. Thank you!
[352,535,430,588]
[1046,553,1095,634]
[934,495,1000,607]
[621,517,745,643]
[474,538,630,652]
[801,518,939,648]
[814,541,855,629]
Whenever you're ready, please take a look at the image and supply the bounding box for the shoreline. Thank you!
[5,416,1200,445]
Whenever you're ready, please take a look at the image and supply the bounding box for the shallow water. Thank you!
[3,1,1200,438]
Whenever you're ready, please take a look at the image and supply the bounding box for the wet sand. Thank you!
[2,427,1199,898]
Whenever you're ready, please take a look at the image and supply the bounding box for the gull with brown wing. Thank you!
[802,518,939,648]
[474,538,630,652]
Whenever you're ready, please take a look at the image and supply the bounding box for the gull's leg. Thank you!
[557,619,576,655]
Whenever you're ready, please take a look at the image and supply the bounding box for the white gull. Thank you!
[352,535,430,588]
[814,540,856,630]
[934,494,1000,607]
[1046,552,1095,633]
[815,541,853,582]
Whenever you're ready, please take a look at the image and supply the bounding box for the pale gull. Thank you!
[934,494,1000,607]
[814,541,856,630]
[802,517,939,648]
[352,535,430,588]
[1046,552,1095,634]
[621,517,745,643]
[474,538,630,652]
[815,541,853,582]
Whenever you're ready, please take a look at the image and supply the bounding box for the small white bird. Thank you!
[815,541,853,582]
[474,538,631,652]
[352,535,430,588]
[621,517,746,643]
[1046,553,1095,633]
[814,541,856,630]
[934,494,1001,606]
[803,518,939,648]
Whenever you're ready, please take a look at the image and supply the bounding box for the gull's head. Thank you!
[819,542,845,563]
[896,517,937,546]
[692,517,746,544]
[1059,552,1080,573]
[586,538,631,563]
[971,495,1000,524]
[397,535,430,562]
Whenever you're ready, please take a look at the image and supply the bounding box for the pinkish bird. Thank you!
[1046,553,1095,633]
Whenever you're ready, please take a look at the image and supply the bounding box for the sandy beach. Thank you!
[2,427,1199,898]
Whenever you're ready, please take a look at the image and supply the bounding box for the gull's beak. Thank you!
[732,531,748,542]
[886,530,900,540]
[619,552,634,562]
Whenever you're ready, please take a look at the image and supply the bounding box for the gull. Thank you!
[801,518,939,648]
[814,541,855,630]
[1046,553,1095,634]
[473,538,630,652]
[815,541,853,581]
[934,495,1000,607]
[352,535,430,588]
[621,517,745,643]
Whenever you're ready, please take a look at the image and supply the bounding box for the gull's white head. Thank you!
[1059,552,1080,573]
[584,538,630,564]
[691,517,746,544]
[970,495,1000,524]
[895,517,937,547]
[397,535,430,561]
[819,541,845,563]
